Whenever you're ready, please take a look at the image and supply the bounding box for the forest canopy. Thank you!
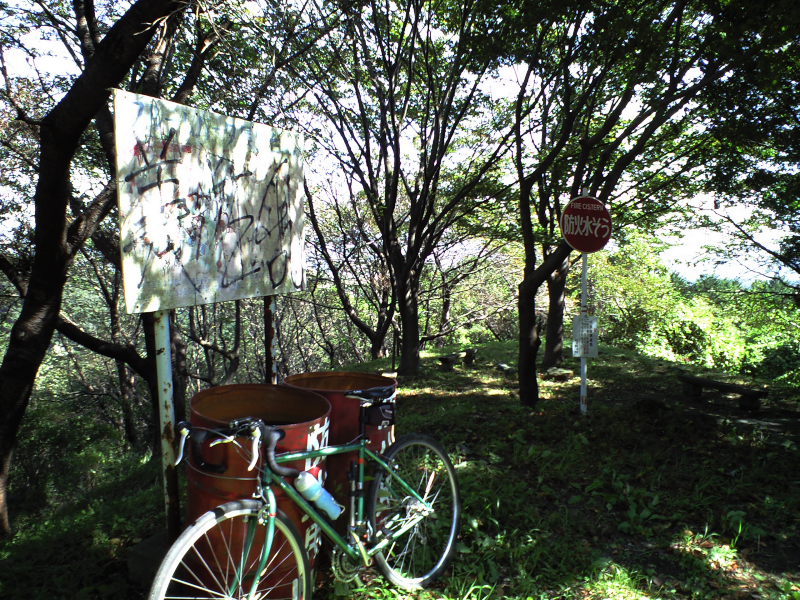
[0,0,798,543]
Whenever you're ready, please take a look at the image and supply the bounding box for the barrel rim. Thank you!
[190,383,331,427]
[283,371,397,394]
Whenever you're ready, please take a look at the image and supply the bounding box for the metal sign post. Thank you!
[579,253,589,415]
[574,254,599,414]
[154,310,179,536]
[560,195,612,415]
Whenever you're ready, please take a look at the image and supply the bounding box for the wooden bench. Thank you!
[677,371,767,411]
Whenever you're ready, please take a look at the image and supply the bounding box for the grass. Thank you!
[2,340,800,599]
[0,454,163,599]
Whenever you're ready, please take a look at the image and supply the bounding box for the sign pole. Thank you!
[560,194,612,417]
[154,310,180,538]
[579,253,589,415]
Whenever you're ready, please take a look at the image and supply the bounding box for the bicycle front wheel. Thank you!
[367,434,461,590]
[149,499,311,600]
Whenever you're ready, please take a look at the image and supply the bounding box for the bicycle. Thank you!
[148,389,461,600]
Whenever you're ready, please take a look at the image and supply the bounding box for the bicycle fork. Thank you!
[226,488,279,600]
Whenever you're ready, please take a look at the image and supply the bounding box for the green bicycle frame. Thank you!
[260,438,434,565]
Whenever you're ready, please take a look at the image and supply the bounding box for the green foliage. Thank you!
[697,0,800,285]
[418,247,520,349]
[644,296,747,371]
[586,235,800,384]
[8,373,151,512]
[757,342,800,387]
[587,232,679,347]
[2,3,800,598]
[1,456,160,600]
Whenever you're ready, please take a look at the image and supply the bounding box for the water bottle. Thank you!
[295,470,343,520]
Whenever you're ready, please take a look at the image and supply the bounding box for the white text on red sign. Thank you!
[561,214,611,239]
[569,202,607,211]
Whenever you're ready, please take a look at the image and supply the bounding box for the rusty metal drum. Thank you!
[186,383,331,572]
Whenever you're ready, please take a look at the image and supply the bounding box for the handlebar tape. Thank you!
[262,426,300,478]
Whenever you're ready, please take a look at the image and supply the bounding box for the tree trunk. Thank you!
[542,255,570,370]
[518,277,542,407]
[171,312,188,422]
[0,449,10,534]
[396,280,421,376]
[517,242,573,406]
[141,312,162,454]
[369,337,387,360]
[117,361,138,447]
[0,126,75,537]
[0,0,189,539]
[0,293,63,535]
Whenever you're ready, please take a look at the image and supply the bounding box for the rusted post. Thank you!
[154,310,181,539]
[264,296,277,384]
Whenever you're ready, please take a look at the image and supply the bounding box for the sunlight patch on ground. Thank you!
[577,562,653,600]
[401,382,510,399]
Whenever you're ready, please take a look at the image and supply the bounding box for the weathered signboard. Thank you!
[113,90,305,314]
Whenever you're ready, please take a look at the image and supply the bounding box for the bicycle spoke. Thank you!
[368,435,461,590]
[149,502,310,600]
[180,538,227,595]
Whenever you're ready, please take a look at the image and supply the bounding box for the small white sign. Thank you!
[572,315,599,358]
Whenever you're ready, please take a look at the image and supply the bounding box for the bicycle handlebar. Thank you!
[174,418,300,479]
[260,424,300,478]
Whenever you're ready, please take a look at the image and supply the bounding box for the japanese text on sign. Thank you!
[560,195,613,253]
[561,214,612,240]
[572,315,599,358]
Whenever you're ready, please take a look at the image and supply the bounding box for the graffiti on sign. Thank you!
[113,90,305,314]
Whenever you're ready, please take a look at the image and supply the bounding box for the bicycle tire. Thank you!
[366,433,461,590]
[149,499,311,600]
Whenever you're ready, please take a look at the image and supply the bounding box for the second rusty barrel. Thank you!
[282,371,397,524]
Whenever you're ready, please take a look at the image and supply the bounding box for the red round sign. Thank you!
[560,196,612,253]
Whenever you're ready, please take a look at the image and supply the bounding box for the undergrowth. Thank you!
[2,340,799,599]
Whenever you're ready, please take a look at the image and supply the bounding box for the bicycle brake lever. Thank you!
[247,425,262,471]
[175,423,190,466]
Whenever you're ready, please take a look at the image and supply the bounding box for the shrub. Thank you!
[649,297,747,370]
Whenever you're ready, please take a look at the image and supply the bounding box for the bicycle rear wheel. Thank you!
[367,434,461,590]
[149,499,311,600]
